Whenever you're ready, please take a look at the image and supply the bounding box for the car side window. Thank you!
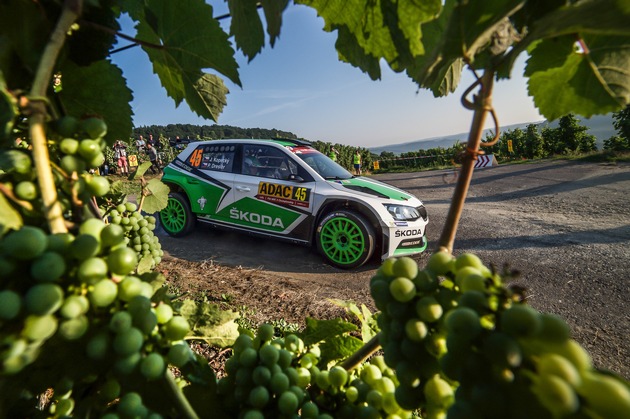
[195,144,235,172]
[242,144,289,179]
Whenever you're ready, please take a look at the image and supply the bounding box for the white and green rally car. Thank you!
[158,139,428,269]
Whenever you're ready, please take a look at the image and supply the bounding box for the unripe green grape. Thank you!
[413,269,439,292]
[107,247,138,275]
[366,389,383,409]
[459,271,487,293]
[271,372,291,393]
[444,307,482,341]
[78,139,101,160]
[47,233,74,252]
[536,313,571,343]
[81,117,107,140]
[30,251,66,282]
[86,332,110,360]
[482,332,522,369]
[301,401,319,417]
[60,155,86,174]
[70,234,101,261]
[405,318,428,342]
[113,327,144,356]
[168,343,194,368]
[140,353,166,380]
[382,392,402,416]
[240,347,259,368]
[329,366,349,387]
[110,311,133,334]
[164,316,190,341]
[117,392,144,419]
[259,343,280,366]
[88,151,105,168]
[22,314,58,341]
[537,353,580,387]
[55,116,80,138]
[389,277,416,303]
[59,138,80,154]
[15,180,38,200]
[133,309,158,335]
[248,385,270,409]
[416,296,443,323]
[534,374,578,416]
[0,256,17,279]
[424,374,454,409]
[59,315,89,340]
[454,253,484,271]
[125,202,138,212]
[5,226,48,261]
[378,258,397,277]
[99,378,121,402]
[115,352,142,375]
[118,276,144,302]
[25,283,64,315]
[90,279,118,307]
[457,290,488,313]
[155,303,173,324]
[0,290,22,319]
[53,398,75,417]
[552,339,592,371]
[242,410,264,419]
[60,295,89,319]
[116,203,127,213]
[426,251,454,276]
[395,383,424,411]
[78,257,109,284]
[86,175,110,197]
[278,349,293,369]
[392,256,418,279]
[346,386,360,403]
[500,304,542,337]
[79,218,106,238]
[361,364,382,386]
[285,334,303,353]
[101,224,125,248]
[579,372,630,418]
[278,391,298,415]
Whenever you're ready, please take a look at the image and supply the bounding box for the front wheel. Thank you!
[316,210,375,269]
[159,192,196,237]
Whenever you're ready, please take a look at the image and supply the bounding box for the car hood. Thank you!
[326,177,416,202]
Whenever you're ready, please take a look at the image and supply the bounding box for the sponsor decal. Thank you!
[197,196,207,210]
[174,159,193,172]
[229,208,285,228]
[395,228,423,238]
[394,221,408,227]
[256,182,311,208]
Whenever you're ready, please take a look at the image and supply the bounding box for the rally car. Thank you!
[158,139,428,269]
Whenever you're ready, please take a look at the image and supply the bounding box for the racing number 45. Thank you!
[189,149,203,167]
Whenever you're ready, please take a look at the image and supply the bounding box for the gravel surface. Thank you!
[158,159,630,379]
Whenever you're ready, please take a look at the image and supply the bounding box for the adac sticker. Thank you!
[256,182,311,208]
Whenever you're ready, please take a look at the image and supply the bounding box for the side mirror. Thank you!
[287,174,305,182]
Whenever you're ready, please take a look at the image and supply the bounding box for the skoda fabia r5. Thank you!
[158,139,428,269]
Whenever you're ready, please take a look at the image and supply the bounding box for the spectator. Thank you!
[353,149,362,175]
[328,146,339,162]
[136,135,146,154]
[147,143,161,174]
[113,140,129,175]
[148,134,156,148]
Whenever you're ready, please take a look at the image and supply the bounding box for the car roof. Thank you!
[190,138,313,148]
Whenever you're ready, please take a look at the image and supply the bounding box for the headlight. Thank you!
[384,204,421,221]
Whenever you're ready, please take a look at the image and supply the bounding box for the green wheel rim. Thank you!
[320,217,365,265]
[160,197,188,234]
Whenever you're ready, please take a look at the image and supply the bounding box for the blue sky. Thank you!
[111,3,544,148]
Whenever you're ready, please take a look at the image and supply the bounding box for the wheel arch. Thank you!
[313,199,384,253]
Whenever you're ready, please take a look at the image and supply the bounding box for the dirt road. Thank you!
[157,160,630,378]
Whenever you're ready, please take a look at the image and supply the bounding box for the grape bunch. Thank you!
[0,219,195,417]
[107,201,164,269]
[370,252,630,419]
[218,323,414,418]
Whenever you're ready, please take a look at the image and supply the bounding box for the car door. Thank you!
[223,143,317,241]
[182,143,236,223]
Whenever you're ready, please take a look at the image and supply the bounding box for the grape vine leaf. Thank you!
[142,178,170,214]
[127,0,240,122]
[177,299,240,347]
[526,35,630,120]
[137,255,154,275]
[228,0,265,61]
[261,0,291,47]
[300,317,363,363]
[296,0,441,79]
[57,60,133,144]
[0,192,22,235]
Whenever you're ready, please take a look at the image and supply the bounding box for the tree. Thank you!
[612,105,630,142]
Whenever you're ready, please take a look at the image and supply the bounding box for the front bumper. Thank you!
[380,219,429,260]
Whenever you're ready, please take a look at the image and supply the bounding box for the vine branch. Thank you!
[438,70,496,254]
[28,0,83,234]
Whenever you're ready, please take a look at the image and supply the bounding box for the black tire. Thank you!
[316,210,376,269]
[159,192,196,237]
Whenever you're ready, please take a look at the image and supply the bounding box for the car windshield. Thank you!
[291,148,353,180]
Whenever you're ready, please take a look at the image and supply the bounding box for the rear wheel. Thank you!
[159,192,195,237]
[316,210,375,269]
